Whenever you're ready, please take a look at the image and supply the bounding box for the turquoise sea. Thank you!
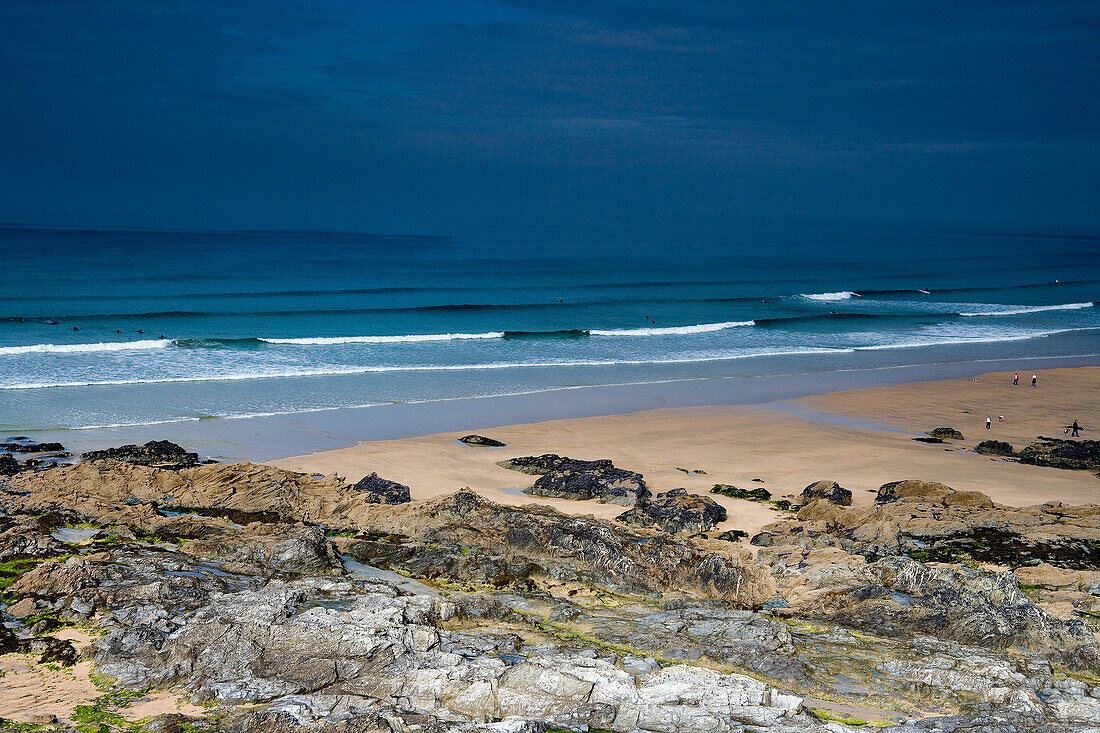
[1,223,1098,445]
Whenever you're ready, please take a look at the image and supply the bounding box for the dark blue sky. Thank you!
[2,1,1097,233]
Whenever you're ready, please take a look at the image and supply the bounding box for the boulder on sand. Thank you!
[458,434,506,447]
[976,440,1016,457]
[799,480,852,506]
[929,427,964,440]
[498,453,613,475]
[523,458,649,507]
[616,489,727,534]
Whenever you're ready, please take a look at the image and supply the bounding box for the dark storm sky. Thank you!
[1,1,1098,233]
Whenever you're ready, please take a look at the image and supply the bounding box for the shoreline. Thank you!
[272,365,1100,540]
[15,352,1100,463]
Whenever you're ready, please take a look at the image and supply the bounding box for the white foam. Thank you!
[958,302,1094,317]
[259,332,505,345]
[590,321,754,336]
[854,327,1091,351]
[801,291,859,301]
[0,348,854,390]
[0,339,171,355]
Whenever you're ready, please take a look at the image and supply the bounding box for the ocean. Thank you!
[2,224,1098,452]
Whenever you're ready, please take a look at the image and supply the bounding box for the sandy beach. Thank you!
[271,366,1100,539]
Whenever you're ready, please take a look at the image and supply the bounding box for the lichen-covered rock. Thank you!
[616,489,727,534]
[350,472,411,504]
[82,440,201,468]
[799,480,852,506]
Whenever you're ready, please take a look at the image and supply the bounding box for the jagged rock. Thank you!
[1018,437,1100,471]
[929,427,964,440]
[0,453,19,476]
[82,440,201,468]
[89,577,811,732]
[498,453,615,475]
[616,489,726,534]
[342,490,772,603]
[975,440,1016,457]
[799,480,852,506]
[459,434,507,447]
[523,460,649,507]
[0,515,68,561]
[350,472,411,504]
[0,440,64,453]
[182,523,343,575]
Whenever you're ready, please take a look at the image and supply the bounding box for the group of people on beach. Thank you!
[1011,372,1037,387]
[990,371,1083,438]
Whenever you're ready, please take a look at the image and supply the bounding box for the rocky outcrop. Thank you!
[0,515,68,561]
[0,440,65,453]
[751,482,1100,570]
[2,459,1098,731]
[350,472,411,504]
[615,489,727,534]
[975,440,1016,456]
[520,457,649,507]
[799,480,852,506]
[89,577,814,732]
[459,434,506,447]
[498,453,614,475]
[0,453,18,476]
[929,427,964,440]
[1018,437,1100,471]
[81,440,201,469]
[1,461,381,531]
[340,490,771,604]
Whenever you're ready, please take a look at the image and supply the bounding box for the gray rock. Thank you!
[616,489,726,533]
[350,472,410,504]
[799,480,852,506]
[82,440,200,468]
[524,462,649,507]
[459,434,507,447]
[975,440,1016,457]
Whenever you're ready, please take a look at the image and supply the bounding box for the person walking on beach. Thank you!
[1072,419,1080,437]
[1012,372,1019,386]
[986,416,992,430]
[1032,374,1038,387]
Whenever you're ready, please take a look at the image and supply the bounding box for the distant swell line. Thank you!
[259,332,505,345]
[958,302,1095,317]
